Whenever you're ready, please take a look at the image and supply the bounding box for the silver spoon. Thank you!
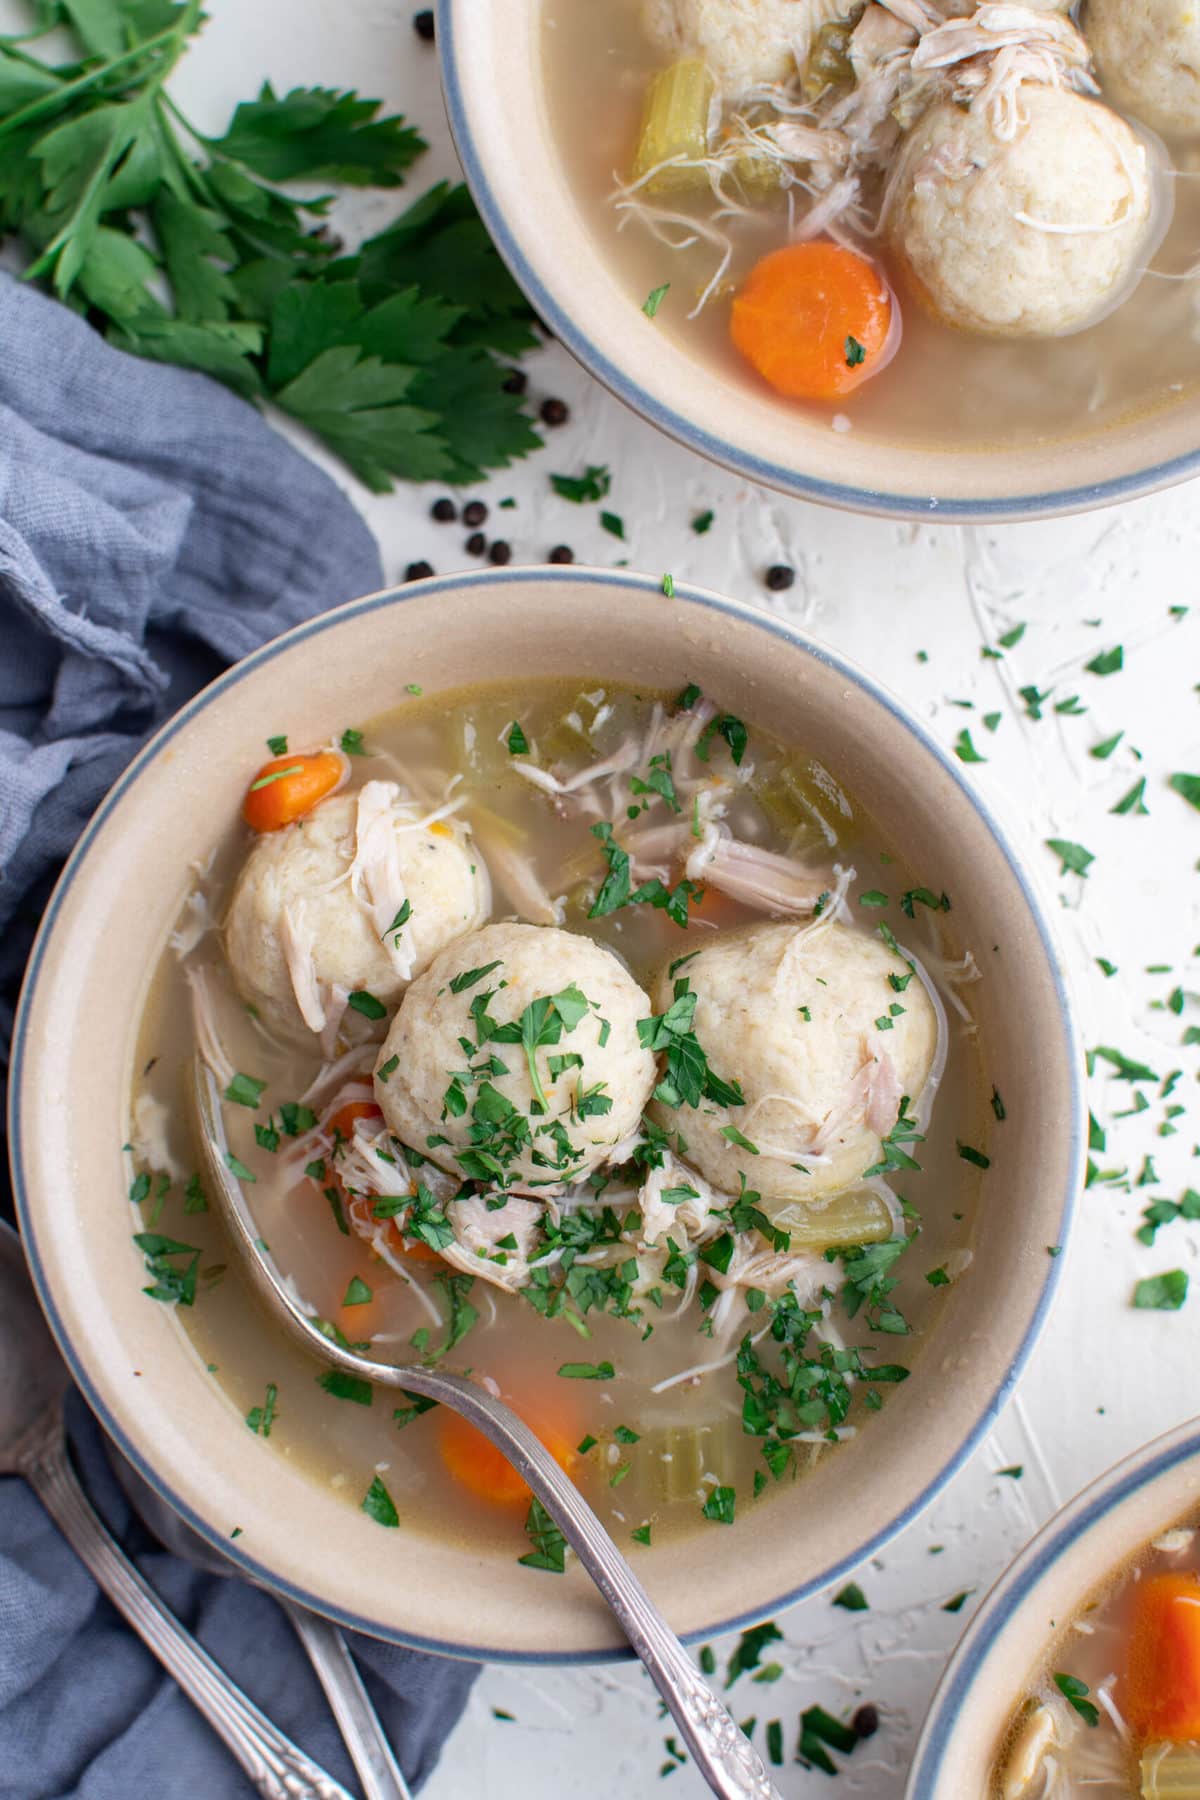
[0,1219,351,1800]
[112,1458,413,1800]
[196,1060,781,1800]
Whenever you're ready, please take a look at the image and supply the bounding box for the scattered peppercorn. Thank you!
[540,397,569,427]
[488,540,512,566]
[465,532,486,556]
[413,9,435,41]
[430,497,456,523]
[548,545,575,564]
[852,1705,879,1741]
[765,564,795,592]
[404,560,434,581]
[462,500,488,528]
[501,369,527,395]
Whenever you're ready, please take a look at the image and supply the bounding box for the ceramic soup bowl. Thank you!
[10,568,1082,1658]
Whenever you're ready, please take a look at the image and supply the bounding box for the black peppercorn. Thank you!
[548,545,575,564]
[404,560,434,581]
[852,1705,879,1741]
[488,540,512,566]
[413,10,435,41]
[540,397,569,427]
[465,532,486,556]
[462,500,488,527]
[430,497,456,523]
[501,369,527,395]
[765,563,795,592]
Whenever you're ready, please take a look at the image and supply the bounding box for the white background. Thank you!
[164,4,1200,1793]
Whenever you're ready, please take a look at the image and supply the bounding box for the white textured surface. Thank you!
[176,5,1200,1792]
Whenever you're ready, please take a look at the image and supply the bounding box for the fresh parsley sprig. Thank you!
[0,1,540,488]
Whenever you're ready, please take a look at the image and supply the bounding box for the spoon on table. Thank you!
[0,1220,352,1800]
[195,1060,782,1800]
[112,1457,413,1800]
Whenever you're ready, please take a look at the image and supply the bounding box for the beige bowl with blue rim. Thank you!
[9,568,1083,1658]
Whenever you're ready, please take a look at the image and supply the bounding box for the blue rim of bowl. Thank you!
[437,1,1200,524]
[9,568,1084,1663]
[907,1416,1200,1796]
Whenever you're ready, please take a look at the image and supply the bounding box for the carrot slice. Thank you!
[242,748,347,832]
[730,240,894,402]
[1124,1571,1200,1741]
[438,1408,576,1507]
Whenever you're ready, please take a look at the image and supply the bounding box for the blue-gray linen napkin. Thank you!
[0,272,478,1798]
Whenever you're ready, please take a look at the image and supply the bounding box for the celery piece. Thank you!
[1142,1745,1200,1799]
[766,1187,895,1250]
[632,58,715,196]
[802,18,856,103]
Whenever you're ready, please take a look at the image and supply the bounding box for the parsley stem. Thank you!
[0,15,194,143]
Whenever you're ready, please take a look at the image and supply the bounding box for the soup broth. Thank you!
[993,1515,1200,1798]
[540,0,1200,451]
[127,677,986,1566]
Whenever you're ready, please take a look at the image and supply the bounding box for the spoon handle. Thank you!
[22,1416,354,1800]
[281,1600,414,1800]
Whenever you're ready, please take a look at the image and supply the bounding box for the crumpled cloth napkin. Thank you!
[0,272,478,1797]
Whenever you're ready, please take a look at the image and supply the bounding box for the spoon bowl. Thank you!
[193,1057,781,1800]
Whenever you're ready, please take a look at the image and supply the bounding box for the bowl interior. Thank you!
[11,570,1081,1658]
[440,0,1200,521]
[908,1419,1200,1797]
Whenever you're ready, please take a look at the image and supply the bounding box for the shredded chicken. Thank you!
[186,962,237,1088]
[686,822,832,915]
[350,782,416,980]
[279,903,327,1034]
[636,1153,721,1247]
[130,1091,185,1182]
[470,824,563,926]
[438,1193,547,1293]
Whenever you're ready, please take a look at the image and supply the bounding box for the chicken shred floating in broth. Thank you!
[540,0,1200,449]
[127,679,988,1564]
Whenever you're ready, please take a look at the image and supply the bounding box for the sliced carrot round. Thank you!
[242,748,347,832]
[438,1408,576,1507]
[1123,1571,1200,1741]
[730,241,895,402]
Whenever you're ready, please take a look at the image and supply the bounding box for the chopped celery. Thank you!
[802,17,857,103]
[753,763,834,853]
[632,58,715,195]
[766,1187,895,1250]
[1142,1745,1200,1798]
[621,1413,742,1512]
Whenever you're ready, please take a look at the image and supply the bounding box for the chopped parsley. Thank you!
[224,1071,266,1109]
[551,465,610,502]
[506,721,530,755]
[954,730,986,764]
[1090,731,1124,760]
[1169,772,1200,811]
[557,1361,614,1380]
[692,510,714,535]
[317,1370,373,1405]
[347,989,387,1020]
[1054,1674,1099,1728]
[361,1475,399,1528]
[701,1486,736,1525]
[1133,1270,1188,1311]
[245,1382,278,1437]
[342,1275,373,1307]
[832,1583,868,1612]
[844,334,866,367]
[1046,839,1094,878]
[266,734,288,756]
[519,1498,566,1572]
[1111,778,1149,816]
[600,510,625,540]
[133,1233,200,1306]
[643,282,670,318]
[384,900,412,940]
[1085,646,1123,677]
